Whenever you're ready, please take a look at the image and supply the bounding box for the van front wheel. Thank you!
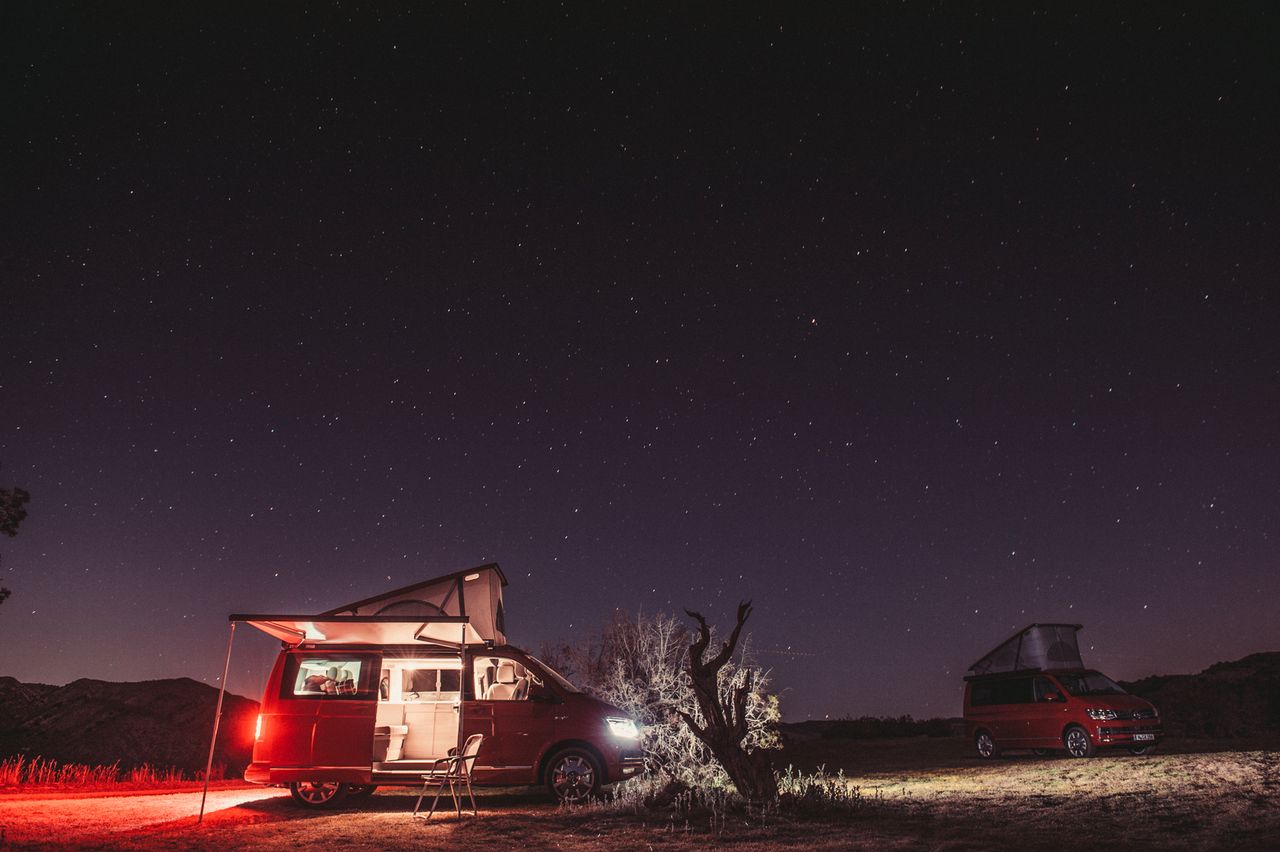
[1063,726,1096,758]
[289,781,350,808]
[546,748,602,804]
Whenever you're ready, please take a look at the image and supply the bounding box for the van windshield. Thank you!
[1055,671,1127,697]
[525,655,581,693]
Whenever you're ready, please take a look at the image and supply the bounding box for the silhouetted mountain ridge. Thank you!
[0,675,256,776]
[1120,651,1280,738]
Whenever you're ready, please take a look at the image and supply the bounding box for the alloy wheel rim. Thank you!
[297,781,340,803]
[553,755,595,802]
[1066,730,1088,756]
[976,733,993,757]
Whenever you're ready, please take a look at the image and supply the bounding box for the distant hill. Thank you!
[0,676,257,777]
[1121,651,1280,738]
[0,677,59,731]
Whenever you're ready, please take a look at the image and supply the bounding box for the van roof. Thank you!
[231,563,509,647]
[967,623,1084,677]
[323,563,508,615]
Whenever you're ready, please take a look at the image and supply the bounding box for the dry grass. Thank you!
[1,739,1278,849]
[0,756,219,792]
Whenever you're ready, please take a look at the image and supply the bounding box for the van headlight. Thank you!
[606,717,640,739]
[1086,708,1118,721]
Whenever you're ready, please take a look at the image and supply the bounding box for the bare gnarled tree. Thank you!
[679,601,778,807]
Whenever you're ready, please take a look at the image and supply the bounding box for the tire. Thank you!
[1032,748,1055,757]
[974,729,998,759]
[289,781,350,808]
[546,748,602,803]
[1063,726,1096,759]
[1128,745,1157,756]
[346,784,378,801]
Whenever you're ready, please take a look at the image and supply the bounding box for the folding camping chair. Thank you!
[413,733,484,820]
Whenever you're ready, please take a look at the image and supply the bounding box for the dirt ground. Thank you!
[2,738,1278,850]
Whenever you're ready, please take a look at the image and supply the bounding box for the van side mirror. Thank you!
[530,689,562,704]
[1044,691,1063,702]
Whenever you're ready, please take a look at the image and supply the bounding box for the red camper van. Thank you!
[963,624,1162,759]
[234,565,644,807]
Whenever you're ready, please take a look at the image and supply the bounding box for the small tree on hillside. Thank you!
[0,470,31,608]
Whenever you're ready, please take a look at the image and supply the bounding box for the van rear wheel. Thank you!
[546,748,602,803]
[1128,745,1157,756]
[1063,726,1096,758]
[346,784,377,800]
[289,781,350,808]
[974,730,998,759]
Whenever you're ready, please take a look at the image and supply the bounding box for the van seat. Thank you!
[484,661,519,700]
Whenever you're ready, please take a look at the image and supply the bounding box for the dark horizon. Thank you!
[2,3,1277,720]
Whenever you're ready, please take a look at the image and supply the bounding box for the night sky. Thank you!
[2,3,1277,721]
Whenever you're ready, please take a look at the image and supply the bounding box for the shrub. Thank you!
[776,764,866,814]
[543,610,780,792]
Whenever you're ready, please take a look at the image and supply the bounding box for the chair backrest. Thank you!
[455,733,484,776]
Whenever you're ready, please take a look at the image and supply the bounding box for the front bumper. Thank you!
[619,748,645,777]
[1093,723,1163,746]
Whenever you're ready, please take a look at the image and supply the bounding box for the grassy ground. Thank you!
[1,738,1278,849]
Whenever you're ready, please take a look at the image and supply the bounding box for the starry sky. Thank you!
[2,3,1278,721]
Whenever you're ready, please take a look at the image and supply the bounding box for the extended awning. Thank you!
[228,613,484,646]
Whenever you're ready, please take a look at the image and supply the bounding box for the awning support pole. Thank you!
[457,624,466,753]
[198,621,237,823]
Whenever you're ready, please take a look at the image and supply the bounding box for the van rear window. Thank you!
[283,654,378,699]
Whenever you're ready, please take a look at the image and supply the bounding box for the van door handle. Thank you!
[554,715,568,721]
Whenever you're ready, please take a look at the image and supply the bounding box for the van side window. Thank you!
[1034,677,1062,702]
[971,676,1033,706]
[283,655,376,699]
[401,666,462,701]
[473,656,543,701]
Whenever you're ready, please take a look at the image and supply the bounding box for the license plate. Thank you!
[1133,733,1155,741]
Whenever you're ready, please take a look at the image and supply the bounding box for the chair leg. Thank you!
[462,771,477,816]
[413,778,433,818]
[426,777,447,820]
[414,765,478,821]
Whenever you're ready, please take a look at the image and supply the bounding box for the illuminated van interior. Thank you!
[473,655,542,700]
[376,658,463,761]
[292,659,363,695]
[292,651,548,767]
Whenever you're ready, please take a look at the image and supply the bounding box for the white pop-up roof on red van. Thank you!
[232,563,509,647]
[967,623,1084,677]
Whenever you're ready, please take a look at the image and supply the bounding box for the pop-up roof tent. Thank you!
[200,563,509,821]
[966,623,1084,678]
[231,563,508,647]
